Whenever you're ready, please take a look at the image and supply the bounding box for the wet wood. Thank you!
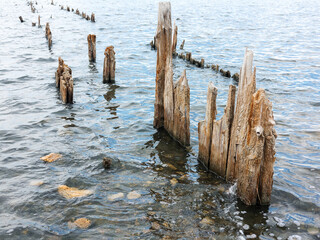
[198,82,217,167]
[55,57,73,104]
[67,6,70,11]
[38,15,41,27]
[180,40,185,50]
[87,34,96,62]
[232,73,239,81]
[209,85,236,176]
[76,9,80,15]
[86,15,90,21]
[220,69,231,78]
[103,46,116,83]
[185,52,191,61]
[91,13,95,22]
[19,16,24,22]
[32,22,36,27]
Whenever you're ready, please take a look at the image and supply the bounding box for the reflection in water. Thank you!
[104,84,120,119]
[88,62,99,73]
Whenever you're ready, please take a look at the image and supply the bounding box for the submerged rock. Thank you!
[70,218,91,229]
[58,185,93,199]
[103,157,112,169]
[40,153,62,162]
[108,192,124,201]
[29,180,44,186]
[127,191,141,199]
[170,178,178,186]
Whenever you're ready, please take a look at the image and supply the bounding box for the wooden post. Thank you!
[172,70,190,146]
[91,13,95,22]
[200,59,205,68]
[45,22,52,49]
[172,21,178,55]
[226,49,255,181]
[87,34,96,62]
[19,16,24,22]
[153,2,190,147]
[32,22,36,27]
[67,6,70,11]
[76,9,80,15]
[185,52,191,62]
[198,82,217,167]
[55,57,73,104]
[86,15,90,21]
[153,2,172,129]
[180,40,185,50]
[209,85,236,176]
[38,15,41,27]
[103,46,116,83]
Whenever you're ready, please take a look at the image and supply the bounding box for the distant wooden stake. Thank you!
[91,13,95,22]
[19,16,24,22]
[180,40,185,50]
[38,15,41,27]
[45,22,52,49]
[172,21,178,55]
[87,34,96,62]
[103,46,116,83]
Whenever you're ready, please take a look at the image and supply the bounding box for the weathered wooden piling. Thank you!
[87,34,96,62]
[198,49,276,205]
[45,22,52,49]
[103,46,116,83]
[186,52,191,61]
[32,22,36,26]
[153,2,190,147]
[220,69,231,78]
[200,59,205,68]
[180,40,185,50]
[91,13,95,22]
[19,16,24,22]
[82,12,86,18]
[232,73,239,81]
[86,15,90,21]
[76,9,80,15]
[55,57,73,104]
[209,85,236,175]
[51,0,53,5]
[38,15,41,27]
[67,6,70,11]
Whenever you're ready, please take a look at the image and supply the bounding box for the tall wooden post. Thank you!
[153,2,172,129]
[87,34,96,62]
[103,46,116,83]
[172,21,178,55]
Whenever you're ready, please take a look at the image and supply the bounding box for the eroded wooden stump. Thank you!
[19,16,24,22]
[87,34,96,62]
[91,13,95,22]
[180,40,185,50]
[172,21,178,55]
[45,22,52,49]
[103,46,116,83]
[55,57,73,104]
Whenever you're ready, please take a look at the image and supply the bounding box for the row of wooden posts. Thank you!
[153,2,277,205]
[56,0,95,23]
[151,30,239,82]
[55,35,115,104]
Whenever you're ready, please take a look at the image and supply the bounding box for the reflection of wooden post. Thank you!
[87,34,96,62]
[55,57,73,104]
[198,82,217,167]
[103,46,116,83]
[91,13,95,22]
